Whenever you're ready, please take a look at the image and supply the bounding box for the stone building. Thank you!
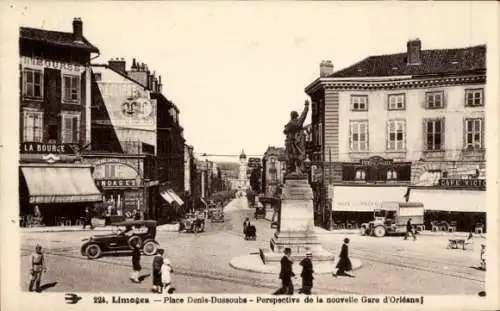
[305,39,486,231]
[261,146,286,197]
[19,18,103,226]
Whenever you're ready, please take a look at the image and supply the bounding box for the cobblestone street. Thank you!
[21,198,485,294]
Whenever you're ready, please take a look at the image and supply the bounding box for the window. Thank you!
[22,111,43,142]
[387,120,406,151]
[61,114,80,144]
[349,120,368,152]
[350,95,368,111]
[426,91,444,109]
[464,118,483,149]
[465,89,484,107]
[23,69,42,98]
[387,169,398,180]
[424,119,444,151]
[388,94,405,110]
[316,123,323,146]
[63,75,80,103]
[355,169,366,180]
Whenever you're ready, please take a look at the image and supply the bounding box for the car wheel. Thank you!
[128,236,143,249]
[142,241,158,256]
[85,244,102,259]
[373,226,386,237]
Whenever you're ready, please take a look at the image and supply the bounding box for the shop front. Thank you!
[19,142,103,227]
[408,178,486,232]
[329,185,409,228]
[84,155,158,220]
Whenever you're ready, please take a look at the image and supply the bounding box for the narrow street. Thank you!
[21,197,485,294]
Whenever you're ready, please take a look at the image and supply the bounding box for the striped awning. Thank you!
[21,165,102,204]
[160,189,184,206]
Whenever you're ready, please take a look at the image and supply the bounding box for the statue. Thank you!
[284,100,309,177]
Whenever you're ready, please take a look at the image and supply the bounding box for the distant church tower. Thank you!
[238,149,249,191]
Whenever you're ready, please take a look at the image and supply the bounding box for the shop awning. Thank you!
[21,165,102,204]
[330,185,409,212]
[408,188,486,213]
[160,191,175,204]
[160,189,184,206]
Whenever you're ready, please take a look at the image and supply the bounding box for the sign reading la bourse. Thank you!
[96,179,140,188]
[438,178,486,189]
[21,142,76,154]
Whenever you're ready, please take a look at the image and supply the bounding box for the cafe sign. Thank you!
[20,142,76,154]
[360,156,393,166]
[96,179,141,188]
[439,178,486,190]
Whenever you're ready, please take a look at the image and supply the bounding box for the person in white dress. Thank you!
[161,257,175,293]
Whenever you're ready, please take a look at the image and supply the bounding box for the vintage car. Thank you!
[254,205,266,219]
[179,212,205,233]
[80,220,159,260]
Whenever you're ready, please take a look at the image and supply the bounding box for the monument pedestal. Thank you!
[260,176,334,263]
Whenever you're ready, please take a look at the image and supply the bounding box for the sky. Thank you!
[2,1,497,163]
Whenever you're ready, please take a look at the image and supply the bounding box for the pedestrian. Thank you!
[161,254,175,294]
[130,242,141,283]
[404,218,416,241]
[29,244,46,292]
[299,251,314,295]
[480,244,486,270]
[152,249,164,293]
[82,207,94,230]
[333,238,353,277]
[274,247,294,295]
[243,217,250,234]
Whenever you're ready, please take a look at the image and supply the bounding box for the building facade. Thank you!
[19,18,103,226]
[305,39,486,231]
[261,146,286,197]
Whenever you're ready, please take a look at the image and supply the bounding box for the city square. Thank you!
[21,197,486,295]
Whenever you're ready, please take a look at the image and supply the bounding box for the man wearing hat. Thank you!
[29,244,46,292]
[299,251,314,295]
[274,247,295,295]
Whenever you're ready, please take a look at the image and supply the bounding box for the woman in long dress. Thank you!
[333,238,352,277]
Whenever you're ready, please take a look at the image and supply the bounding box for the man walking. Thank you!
[152,249,164,293]
[29,244,46,292]
[130,242,142,283]
[82,207,94,230]
[274,248,294,295]
[404,218,416,241]
[299,251,314,294]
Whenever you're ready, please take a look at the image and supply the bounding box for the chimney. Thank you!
[158,75,163,93]
[319,60,334,77]
[131,58,137,70]
[108,57,126,73]
[407,38,422,65]
[72,17,83,42]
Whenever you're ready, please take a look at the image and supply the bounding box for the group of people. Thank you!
[274,238,353,295]
[128,242,175,294]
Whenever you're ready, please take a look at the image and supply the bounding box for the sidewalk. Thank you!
[21,223,180,233]
[313,226,487,239]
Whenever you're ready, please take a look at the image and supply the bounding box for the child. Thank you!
[129,243,141,283]
[161,257,175,294]
[152,249,164,293]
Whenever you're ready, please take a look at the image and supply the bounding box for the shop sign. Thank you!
[20,142,76,154]
[96,179,140,188]
[21,56,83,72]
[360,156,393,166]
[124,190,143,212]
[438,178,486,189]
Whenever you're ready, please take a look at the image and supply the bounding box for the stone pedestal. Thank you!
[260,177,334,263]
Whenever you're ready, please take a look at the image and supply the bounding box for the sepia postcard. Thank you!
[1,1,499,311]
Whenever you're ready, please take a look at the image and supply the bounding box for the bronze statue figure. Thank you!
[284,100,309,177]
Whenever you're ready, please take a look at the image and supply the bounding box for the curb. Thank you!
[229,254,363,275]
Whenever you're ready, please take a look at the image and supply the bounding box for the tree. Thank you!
[250,165,262,193]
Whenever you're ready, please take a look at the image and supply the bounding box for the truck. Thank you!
[360,202,424,237]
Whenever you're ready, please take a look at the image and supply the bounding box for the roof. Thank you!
[20,27,99,53]
[330,45,486,78]
[91,64,148,90]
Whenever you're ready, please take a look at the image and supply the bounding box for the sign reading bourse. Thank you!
[21,142,76,154]
[438,178,486,190]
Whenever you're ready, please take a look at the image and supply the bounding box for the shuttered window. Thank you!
[61,114,80,144]
[23,111,43,142]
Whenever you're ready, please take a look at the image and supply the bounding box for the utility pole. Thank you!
[329,147,333,230]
